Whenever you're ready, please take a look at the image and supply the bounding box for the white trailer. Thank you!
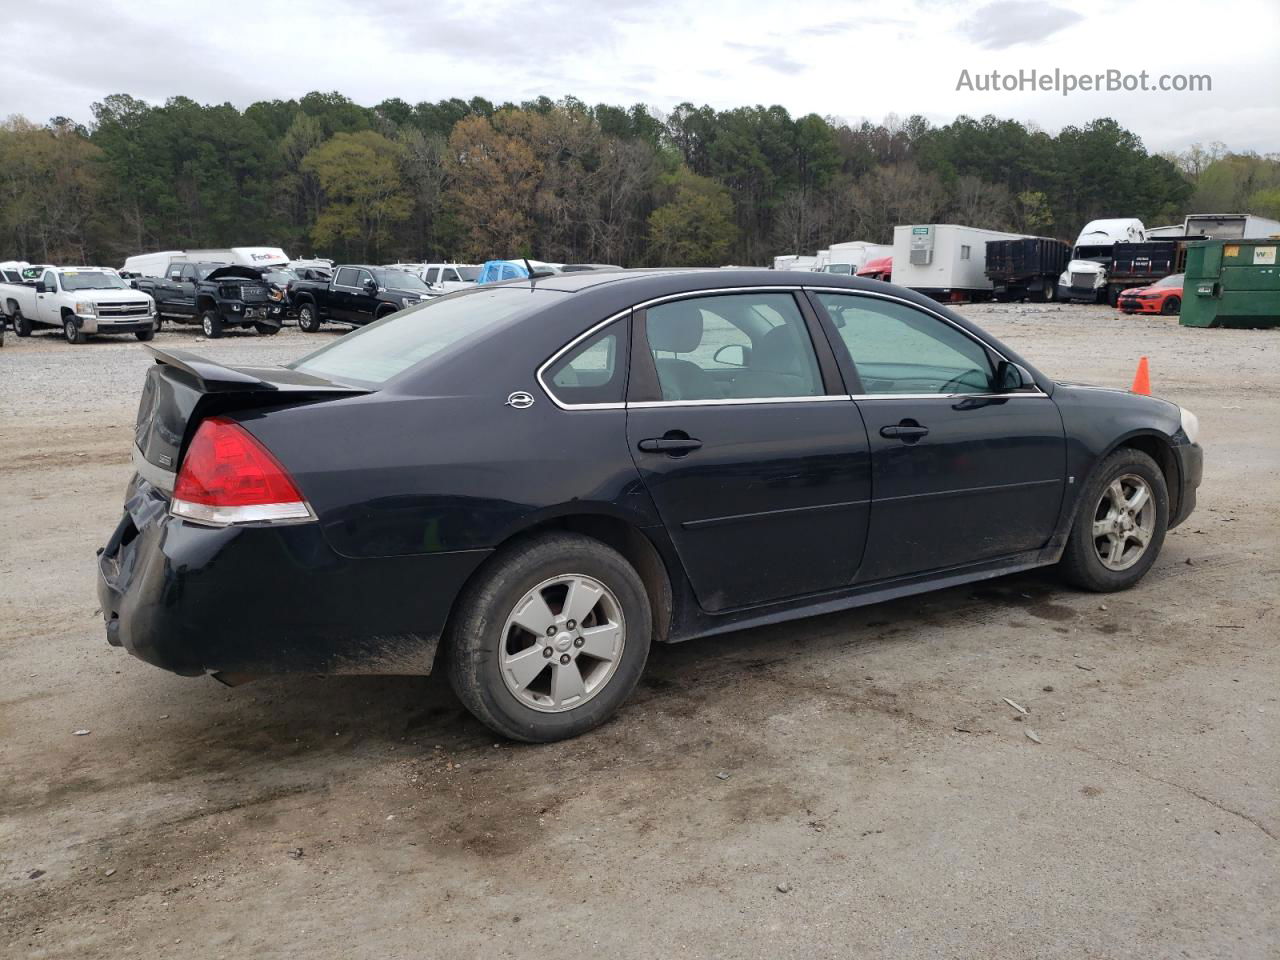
[1182,213,1280,240]
[820,241,892,275]
[891,224,1028,300]
[772,255,818,271]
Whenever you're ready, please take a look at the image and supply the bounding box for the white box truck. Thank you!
[121,246,290,278]
[891,224,1028,300]
[820,241,892,275]
[1182,214,1280,240]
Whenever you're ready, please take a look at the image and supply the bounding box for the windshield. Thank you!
[455,266,481,281]
[1155,273,1184,288]
[290,289,545,387]
[59,271,127,291]
[376,269,430,292]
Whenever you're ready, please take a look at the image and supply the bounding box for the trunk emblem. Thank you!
[506,391,535,410]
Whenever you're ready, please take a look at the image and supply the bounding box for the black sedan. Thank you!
[98,270,1203,742]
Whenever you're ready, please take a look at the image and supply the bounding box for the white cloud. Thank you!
[1,0,1276,154]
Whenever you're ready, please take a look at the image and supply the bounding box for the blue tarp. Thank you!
[476,260,530,284]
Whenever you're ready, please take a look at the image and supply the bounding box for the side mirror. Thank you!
[996,360,1033,392]
[130,279,140,289]
[713,343,748,367]
[35,282,47,294]
[363,278,378,293]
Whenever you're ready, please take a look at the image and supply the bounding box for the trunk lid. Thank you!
[133,346,368,489]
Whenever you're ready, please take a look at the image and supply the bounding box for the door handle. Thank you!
[638,437,702,454]
[880,421,929,443]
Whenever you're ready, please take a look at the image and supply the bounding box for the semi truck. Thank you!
[984,237,1071,302]
[891,224,1029,301]
[1057,219,1146,304]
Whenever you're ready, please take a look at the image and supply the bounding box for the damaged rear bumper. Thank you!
[96,478,489,677]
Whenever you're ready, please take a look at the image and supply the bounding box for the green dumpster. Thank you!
[1181,238,1280,328]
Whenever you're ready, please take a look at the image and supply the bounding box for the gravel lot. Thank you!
[1,305,1276,959]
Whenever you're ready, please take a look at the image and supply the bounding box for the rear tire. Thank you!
[445,533,652,742]
[63,317,86,345]
[1162,296,1181,316]
[1059,448,1168,592]
[12,309,32,337]
[1041,283,1056,302]
[201,309,223,339]
[297,303,322,333]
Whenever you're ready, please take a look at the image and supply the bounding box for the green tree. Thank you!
[647,168,737,266]
[302,130,410,260]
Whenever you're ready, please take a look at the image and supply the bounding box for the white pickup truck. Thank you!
[1,265,157,344]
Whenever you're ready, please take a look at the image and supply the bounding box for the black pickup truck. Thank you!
[135,263,288,338]
[292,265,430,332]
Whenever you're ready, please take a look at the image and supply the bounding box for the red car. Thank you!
[1117,273,1184,315]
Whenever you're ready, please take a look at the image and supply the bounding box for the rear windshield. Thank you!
[288,288,548,387]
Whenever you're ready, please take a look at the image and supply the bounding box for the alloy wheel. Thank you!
[1092,473,1156,571]
[499,574,625,713]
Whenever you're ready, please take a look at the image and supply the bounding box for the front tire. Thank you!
[297,303,322,333]
[201,309,223,339]
[1162,296,1181,316]
[1059,448,1168,592]
[134,325,155,341]
[445,533,652,742]
[63,317,86,345]
[254,322,280,336]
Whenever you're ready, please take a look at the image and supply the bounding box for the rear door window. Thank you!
[335,267,358,287]
[642,293,824,401]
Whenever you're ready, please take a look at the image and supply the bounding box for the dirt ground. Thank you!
[1,304,1276,959]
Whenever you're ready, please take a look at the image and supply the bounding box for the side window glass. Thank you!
[42,271,56,290]
[543,320,628,405]
[356,270,374,289]
[645,293,823,401]
[335,267,357,287]
[816,293,995,395]
[444,269,458,282]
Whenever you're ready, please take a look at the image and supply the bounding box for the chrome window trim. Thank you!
[629,395,849,408]
[536,285,1048,411]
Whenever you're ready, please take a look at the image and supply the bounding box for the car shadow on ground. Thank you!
[88,568,1073,775]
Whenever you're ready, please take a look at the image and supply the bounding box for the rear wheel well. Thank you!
[1115,434,1179,517]
[435,514,674,670]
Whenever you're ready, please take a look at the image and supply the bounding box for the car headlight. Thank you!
[1179,406,1200,444]
[74,301,97,316]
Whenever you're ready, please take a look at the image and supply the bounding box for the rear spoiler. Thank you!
[144,346,367,395]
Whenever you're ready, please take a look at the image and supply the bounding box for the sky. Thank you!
[2,0,1278,155]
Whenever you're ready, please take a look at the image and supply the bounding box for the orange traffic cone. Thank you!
[1130,356,1151,395]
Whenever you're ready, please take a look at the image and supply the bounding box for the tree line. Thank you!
[1,91,1276,268]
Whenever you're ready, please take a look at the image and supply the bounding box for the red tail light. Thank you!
[171,417,313,525]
